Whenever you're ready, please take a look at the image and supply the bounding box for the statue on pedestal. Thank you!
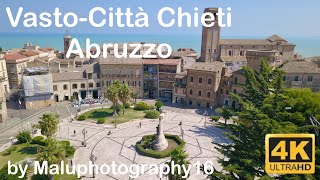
[153,114,168,151]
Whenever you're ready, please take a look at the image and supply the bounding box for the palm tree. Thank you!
[118,83,131,114]
[38,113,59,137]
[167,149,190,180]
[37,138,66,180]
[107,80,121,114]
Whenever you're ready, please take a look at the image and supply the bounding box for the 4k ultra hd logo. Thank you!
[265,134,315,174]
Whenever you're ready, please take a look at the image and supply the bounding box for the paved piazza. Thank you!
[58,108,230,180]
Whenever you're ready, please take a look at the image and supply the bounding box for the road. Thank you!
[0,101,110,146]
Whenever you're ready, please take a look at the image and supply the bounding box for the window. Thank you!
[89,83,94,88]
[199,77,203,83]
[102,81,104,86]
[81,83,85,88]
[280,52,283,56]
[96,83,100,87]
[295,76,299,81]
[235,77,238,84]
[228,51,232,56]
[139,81,141,86]
[208,78,212,84]
[53,85,57,91]
[190,76,194,82]
[72,84,77,89]
[88,73,92,79]
[189,89,193,95]
[220,89,223,94]
[308,76,313,82]
[226,90,229,95]
[207,92,211,98]
[130,69,133,76]
[240,51,244,56]
[198,91,202,96]
[63,84,68,90]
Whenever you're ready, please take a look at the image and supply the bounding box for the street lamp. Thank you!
[113,112,118,128]
[82,128,88,147]
[204,110,208,127]
[10,137,14,146]
[90,154,97,178]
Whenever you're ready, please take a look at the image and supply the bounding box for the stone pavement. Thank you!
[62,109,231,180]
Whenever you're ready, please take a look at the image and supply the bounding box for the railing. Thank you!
[174,83,187,88]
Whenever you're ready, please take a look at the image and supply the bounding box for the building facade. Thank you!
[0,55,8,122]
[4,53,29,90]
[100,58,144,99]
[186,61,224,108]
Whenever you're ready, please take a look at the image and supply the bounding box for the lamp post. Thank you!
[113,112,117,128]
[10,137,14,146]
[179,121,183,140]
[82,128,88,147]
[204,110,208,127]
[90,154,97,178]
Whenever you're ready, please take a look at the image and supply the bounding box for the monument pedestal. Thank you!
[153,114,168,151]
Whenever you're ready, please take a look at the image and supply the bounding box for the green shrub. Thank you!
[0,164,26,179]
[77,115,86,121]
[97,118,106,124]
[134,102,149,111]
[59,141,75,157]
[124,102,131,108]
[211,116,220,122]
[145,110,160,119]
[316,114,320,121]
[148,105,156,110]
[2,146,17,156]
[16,131,31,144]
[155,101,163,110]
[31,136,46,146]
[136,134,185,159]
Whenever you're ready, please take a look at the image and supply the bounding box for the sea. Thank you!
[0,33,319,57]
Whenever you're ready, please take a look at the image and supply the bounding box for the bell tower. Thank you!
[64,31,72,59]
[200,8,221,62]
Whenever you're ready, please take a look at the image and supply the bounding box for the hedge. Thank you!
[31,136,46,146]
[124,102,131,108]
[136,134,185,159]
[97,118,106,124]
[145,110,160,119]
[77,115,86,121]
[211,116,220,121]
[16,131,31,144]
[134,102,149,111]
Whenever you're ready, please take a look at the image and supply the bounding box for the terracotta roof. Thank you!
[19,51,39,57]
[282,61,320,74]
[143,59,180,65]
[266,34,286,42]
[4,53,28,61]
[220,39,272,46]
[188,61,224,72]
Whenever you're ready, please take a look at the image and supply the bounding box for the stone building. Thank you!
[4,53,29,90]
[173,71,187,105]
[52,63,101,102]
[282,61,320,91]
[100,57,144,99]
[0,55,8,122]
[186,61,224,108]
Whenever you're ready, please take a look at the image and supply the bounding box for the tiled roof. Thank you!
[282,61,320,74]
[39,47,54,52]
[188,61,224,72]
[220,39,272,46]
[20,51,40,57]
[267,34,286,42]
[4,53,28,61]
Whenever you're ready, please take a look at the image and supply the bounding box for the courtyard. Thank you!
[58,106,231,179]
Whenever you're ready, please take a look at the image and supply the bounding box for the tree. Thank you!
[166,149,190,180]
[106,80,121,114]
[155,101,163,111]
[118,83,131,114]
[215,106,233,126]
[38,113,58,137]
[37,138,66,180]
[16,131,32,143]
[207,60,320,179]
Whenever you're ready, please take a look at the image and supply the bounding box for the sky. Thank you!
[0,0,320,37]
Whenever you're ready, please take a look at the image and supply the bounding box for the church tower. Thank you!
[200,8,221,62]
[64,31,71,59]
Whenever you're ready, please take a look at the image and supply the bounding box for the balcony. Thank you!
[174,83,187,88]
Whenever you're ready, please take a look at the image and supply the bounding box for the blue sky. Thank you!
[0,0,320,37]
